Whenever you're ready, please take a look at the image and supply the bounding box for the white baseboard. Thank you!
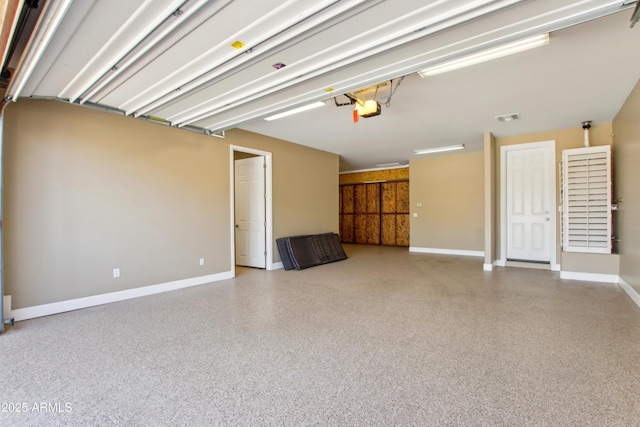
[3,295,11,319]
[619,277,640,309]
[269,262,284,270]
[483,261,497,271]
[11,270,235,322]
[410,247,484,257]
[559,271,619,284]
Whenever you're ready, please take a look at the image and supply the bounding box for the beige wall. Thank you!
[410,151,484,252]
[561,253,619,275]
[3,100,338,309]
[494,124,613,268]
[612,78,640,295]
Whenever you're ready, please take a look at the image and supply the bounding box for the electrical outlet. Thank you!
[199,258,205,266]
[113,268,120,278]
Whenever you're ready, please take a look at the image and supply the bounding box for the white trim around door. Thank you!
[230,146,275,271]
[500,140,558,270]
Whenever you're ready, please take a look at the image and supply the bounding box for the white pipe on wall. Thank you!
[582,121,592,147]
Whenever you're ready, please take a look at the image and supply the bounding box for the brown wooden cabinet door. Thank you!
[380,181,410,246]
[367,214,380,244]
[342,214,354,243]
[396,181,410,213]
[395,182,410,246]
[355,214,367,244]
[381,214,396,245]
[382,182,396,214]
[340,181,407,246]
[354,184,367,243]
[342,185,354,214]
[355,184,367,214]
[340,185,355,243]
[367,183,380,214]
[396,214,410,246]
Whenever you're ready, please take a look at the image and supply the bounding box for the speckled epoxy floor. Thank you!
[2,244,639,426]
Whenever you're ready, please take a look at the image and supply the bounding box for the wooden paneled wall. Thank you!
[354,183,380,244]
[381,181,410,246]
[339,180,409,246]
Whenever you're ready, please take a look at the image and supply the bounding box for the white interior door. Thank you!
[506,146,552,262]
[235,156,266,268]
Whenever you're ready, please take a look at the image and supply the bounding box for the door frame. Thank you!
[499,140,559,270]
[230,145,274,272]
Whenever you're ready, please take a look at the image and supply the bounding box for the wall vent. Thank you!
[495,113,520,122]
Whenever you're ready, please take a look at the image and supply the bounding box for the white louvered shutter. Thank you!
[562,146,611,253]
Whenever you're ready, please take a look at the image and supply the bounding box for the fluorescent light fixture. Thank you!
[414,144,465,155]
[418,33,549,78]
[263,101,325,121]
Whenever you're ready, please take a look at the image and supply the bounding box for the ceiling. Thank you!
[3,0,640,171]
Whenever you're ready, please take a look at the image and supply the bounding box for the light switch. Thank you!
[413,213,418,217]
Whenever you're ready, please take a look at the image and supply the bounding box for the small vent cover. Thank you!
[495,113,520,122]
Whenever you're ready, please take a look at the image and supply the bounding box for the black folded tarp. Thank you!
[276,233,347,270]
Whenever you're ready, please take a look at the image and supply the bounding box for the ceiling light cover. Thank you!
[414,144,465,155]
[418,33,549,78]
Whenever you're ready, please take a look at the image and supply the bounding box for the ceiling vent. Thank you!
[495,113,521,122]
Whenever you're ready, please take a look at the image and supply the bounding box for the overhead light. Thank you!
[263,101,325,121]
[417,33,549,78]
[356,99,381,117]
[414,144,465,155]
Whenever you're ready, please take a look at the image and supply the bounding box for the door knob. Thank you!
[235,225,239,228]
[545,218,550,221]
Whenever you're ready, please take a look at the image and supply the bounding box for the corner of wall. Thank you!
[483,131,496,267]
